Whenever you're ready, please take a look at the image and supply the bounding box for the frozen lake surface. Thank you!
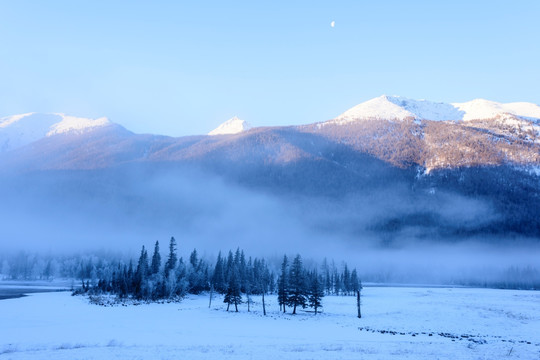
[0,281,71,300]
[1,287,539,359]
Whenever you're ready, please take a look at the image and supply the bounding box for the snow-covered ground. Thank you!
[1,287,539,359]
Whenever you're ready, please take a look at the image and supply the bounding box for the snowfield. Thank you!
[1,287,539,359]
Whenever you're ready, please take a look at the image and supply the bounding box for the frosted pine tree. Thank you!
[308,271,324,314]
[277,255,289,313]
[224,265,242,312]
[165,237,178,278]
[288,254,307,315]
[150,241,161,275]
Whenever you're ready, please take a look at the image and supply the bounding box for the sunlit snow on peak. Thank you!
[208,116,251,136]
[0,113,36,128]
[452,99,540,121]
[332,95,464,124]
[0,113,111,153]
[331,95,540,124]
[47,114,111,136]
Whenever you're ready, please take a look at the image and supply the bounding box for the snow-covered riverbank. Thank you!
[1,287,539,359]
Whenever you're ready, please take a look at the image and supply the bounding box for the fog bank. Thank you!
[0,165,538,286]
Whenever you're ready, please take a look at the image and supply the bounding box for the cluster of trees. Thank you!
[210,248,274,313]
[317,258,363,296]
[277,255,362,314]
[84,238,213,300]
[79,238,275,308]
[74,238,362,315]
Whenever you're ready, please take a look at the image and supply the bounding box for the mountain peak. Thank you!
[0,113,112,153]
[47,113,111,136]
[208,116,251,136]
[330,96,540,124]
[332,95,464,124]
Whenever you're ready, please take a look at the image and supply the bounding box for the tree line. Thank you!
[0,251,121,282]
[76,237,362,314]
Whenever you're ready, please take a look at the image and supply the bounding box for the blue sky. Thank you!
[1,0,539,136]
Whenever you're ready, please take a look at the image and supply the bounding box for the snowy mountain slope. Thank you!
[0,113,59,152]
[453,99,540,121]
[208,116,251,135]
[47,114,110,136]
[332,95,464,124]
[331,95,540,124]
[0,124,182,171]
[0,113,111,152]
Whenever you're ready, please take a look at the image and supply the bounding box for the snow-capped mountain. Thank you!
[208,116,251,136]
[332,95,464,123]
[1,96,539,172]
[331,95,540,124]
[0,97,539,241]
[0,113,111,152]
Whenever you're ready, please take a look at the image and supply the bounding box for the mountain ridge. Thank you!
[331,95,540,125]
[2,95,539,150]
[0,96,539,174]
[0,96,539,243]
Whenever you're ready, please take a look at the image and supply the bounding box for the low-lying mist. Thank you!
[0,164,538,287]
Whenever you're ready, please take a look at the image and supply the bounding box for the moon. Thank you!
[330,21,335,28]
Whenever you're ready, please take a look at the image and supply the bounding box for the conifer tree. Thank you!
[331,261,339,295]
[245,257,254,312]
[127,260,134,293]
[150,241,161,275]
[308,271,324,314]
[165,237,178,278]
[255,258,271,315]
[288,254,307,314]
[187,249,208,294]
[135,246,149,299]
[189,248,198,268]
[321,258,331,295]
[212,252,226,294]
[224,264,242,312]
[136,246,149,280]
[239,250,247,292]
[350,268,360,293]
[277,255,289,313]
[225,250,234,283]
[233,248,241,266]
[343,264,351,295]
[173,257,187,296]
[119,265,128,298]
[43,259,53,280]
